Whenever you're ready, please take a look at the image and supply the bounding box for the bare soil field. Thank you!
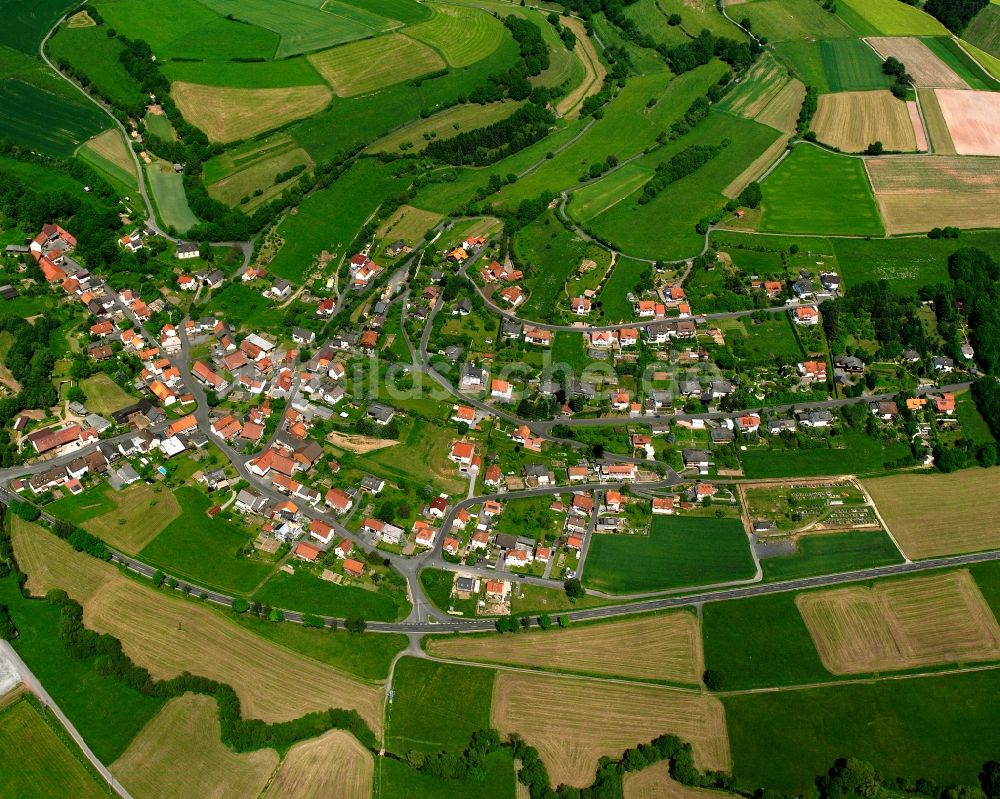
[555,17,606,118]
[934,88,1000,155]
[797,570,1000,674]
[326,430,398,454]
[11,522,385,732]
[906,101,928,150]
[172,83,332,143]
[918,87,957,153]
[491,672,730,788]
[867,37,968,88]
[263,729,373,799]
[864,468,1000,557]
[813,90,916,152]
[112,693,278,799]
[624,760,737,799]
[865,154,1000,233]
[427,611,703,683]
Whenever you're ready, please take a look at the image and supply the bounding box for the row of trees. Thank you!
[639,143,723,203]
[422,103,556,166]
[924,0,989,33]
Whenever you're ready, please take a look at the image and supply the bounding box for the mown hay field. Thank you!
[80,482,181,554]
[408,4,507,67]
[796,570,1000,674]
[624,760,736,799]
[10,522,386,732]
[377,204,442,245]
[812,90,916,152]
[867,37,967,88]
[112,694,278,799]
[263,729,373,799]
[754,78,806,132]
[864,468,1000,557]
[0,697,109,799]
[171,82,331,143]
[427,611,703,683]
[79,371,136,415]
[717,53,790,119]
[865,154,1000,233]
[208,146,313,209]
[555,16,605,118]
[935,88,1000,155]
[307,34,444,97]
[491,672,730,788]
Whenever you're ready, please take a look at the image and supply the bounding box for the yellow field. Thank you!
[112,693,278,799]
[82,482,180,554]
[865,154,1000,233]
[171,82,332,143]
[80,130,136,178]
[377,204,443,246]
[492,672,730,788]
[308,34,444,97]
[797,570,1000,674]
[756,78,806,133]
[263,730,373,799]
[864,468,1000,557]
[813,90,916,152]
[366,100,523,153]
[624,760,737,799]
[11,521,385,732]
[867,37,967,88]
[427,612,703,683]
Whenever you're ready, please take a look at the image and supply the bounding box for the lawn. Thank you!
[76,482,181,554]
[724,669,1000,794]
[0,697,110,799]
[759,145,883,235]
[836,0,947,36]
[955,389,995,445]
[820,38,892,91]
[0,79,108,157]
[971,560,1000,618]
[569,164,653,222]
[47,483,117,526]
[80,372,135,414]
[138,486,274,594]
[552,331,594,375]
[253,569,409,622]
[702,590,831,690]
[0,575,165,763]
[598,257,652,322]
[407,3,507,68]
[584,516,756,594]
[760,531,904,582]
[146,162,198,234]
[738,0,854,41]
[267,159,406,281]
[732,315,804,364]
[740,430,912,479]
[47,24,145,110]
[378,750,516,799]
[386,657,495,753]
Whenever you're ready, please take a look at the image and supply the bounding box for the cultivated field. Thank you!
[111,693,278,799]
[934,88,1000,155]
[864,468,1000,558]
[919,87,958,152]
[797,570,1000,674]
[308,34,444,96]
[11,523,386,732]
[171,82,331,143]
[624,760,735,799]
[865,154,1000,233]
[867,37,968,88]
[426,611,703,683]
[0,697,109,799]
[0,79,108,157]
[81,482,181,554]
[408,4,506,68]
[492,672,730,787]
[812,90,917,152]
[263,729,373,799]
[907,100,929,150]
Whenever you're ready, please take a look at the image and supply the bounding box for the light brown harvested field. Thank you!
[263,729,373,799]
[797,570,1000,675]
[427,612,703,683]
[918,87,957,153]
[865,154,1000,233]
[83,129,136,176]
[906,101,928,151]
[813,90,916,152]
[755,78,806,133]
[326,430,398,454]
[112,694,278,799]
[307,34,445,97]
[377,204,444,245]
[864,468,1000,557]
[723,133,790,198]
[935,88,1000,155]
[491,672,730,788]
[172,83,332,143]
[556,17,606,118]
[11,522,385,732]
[867,37,968,88]
[623,760,738,799]
[82,482,180,554]
[726,57,789,119]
